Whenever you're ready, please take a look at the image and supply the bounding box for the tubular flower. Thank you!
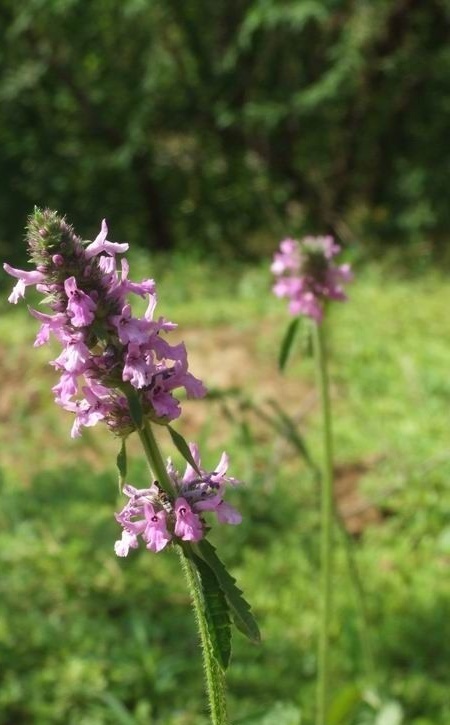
[3,209,206,437]
[114,445,242,555]
[271,236,353,322]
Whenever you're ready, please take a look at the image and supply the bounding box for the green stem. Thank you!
[313,321,334,725]
[136,420,175,495]
[135,418,228,724]
[179,549,229,725]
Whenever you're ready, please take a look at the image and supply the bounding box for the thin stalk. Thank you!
[313,321,334,725]
[178,549,229,725]
[136,420,175,495]
[135,419,228,725]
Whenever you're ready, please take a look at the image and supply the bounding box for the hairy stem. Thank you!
[313,321,334,725]
[136,420,228,725]
[179,549,229,725]
[136,420,175,495]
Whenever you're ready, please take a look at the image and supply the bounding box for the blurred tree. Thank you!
[0,0,449,262]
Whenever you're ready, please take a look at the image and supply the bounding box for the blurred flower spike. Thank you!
[271,236,353,322]
[114,444,242,555]
[3,208,206,437]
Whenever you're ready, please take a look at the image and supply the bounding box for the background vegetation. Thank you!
[1,259,450,724]
[1,0,450,263]
[1,1,449,723]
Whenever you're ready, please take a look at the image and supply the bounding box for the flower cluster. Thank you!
[271,236,352,322]
[114,444,242,555]
[3,209,206,437]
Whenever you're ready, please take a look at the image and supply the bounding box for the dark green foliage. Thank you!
[116,438,127,490]
[192,553,232,670]
[167,424,202,475]
[124,387,143,429]
[195,539,261,645]
[1,1,449,264]
[279,317,300,372]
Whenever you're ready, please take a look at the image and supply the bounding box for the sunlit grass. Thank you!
[0,258,449,724]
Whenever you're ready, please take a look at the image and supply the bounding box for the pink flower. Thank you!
[114,530,139,557]
[52,336,90,373]
[110,303,152,345]
[28,308,67,346]
[64,277,97,327]
[114,485,173,555]
[122,342,151,388]
[118,258,156,298]
[174,498,203,541]
[271,235,353,322]
[3,263,45,303]
[67,385,111,438]
[167,444,242,528]
[85,219,129,259]
[215,501,242,525]
[143,503,172,552]
[52,371,78,404]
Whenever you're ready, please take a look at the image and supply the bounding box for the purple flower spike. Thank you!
[4,209,206,437]
[271,235,353,322]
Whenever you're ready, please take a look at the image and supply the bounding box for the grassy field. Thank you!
[0,255,449,724]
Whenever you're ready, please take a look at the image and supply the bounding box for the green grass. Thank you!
[0,257,449,724]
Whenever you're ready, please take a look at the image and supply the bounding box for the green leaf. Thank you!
[116,438,127,491]
[328,684,362,725]
[167,425,201,475]
[192,554,232,670]
[124,388,143,429]
[278,317,300,371]
[195,539,261,644]
[267,399,318,475]
[205,386,241,401]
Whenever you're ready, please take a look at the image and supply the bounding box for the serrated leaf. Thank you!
[116,439,127,491]
[279,317,300,371]
[124,388,143,429]
[192,554,232,670]
[167,425,201,475]
[195,539,261,644]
